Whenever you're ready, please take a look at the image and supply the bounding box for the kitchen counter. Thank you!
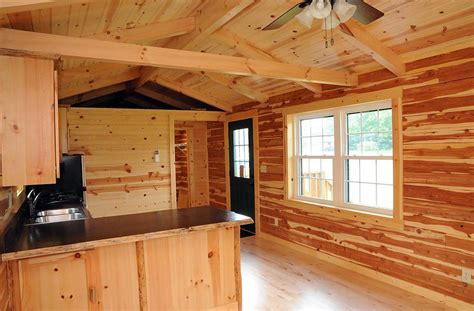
[0,206,253,261]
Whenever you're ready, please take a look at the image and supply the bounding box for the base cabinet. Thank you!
[8,227,241,311]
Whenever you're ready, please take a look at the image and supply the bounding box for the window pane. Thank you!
[233,130,240,145]
[301,158,310,177]
[310,118,323,136]
[348,134,361,155]
[361,110,378,133]
[377,185,393,209]
[347,113,361,134]
[309,159,321,178]
[347,159,360,182]
[311,137,322,155]
[362,133,378,155]
[321,159,333,179]
[301,120,311,137]
[320,179,333,200]
[323,136,334,155]
[243,128,249,144]
[347,182,360,204]
[360,183,376,207]
[244,146,249,161]
[323,116,334,135]
[378,133,392,155]
[243,162,250,178]
[300,177,311,196]
[360,160,376,183]
[379,109,392,132]
[301,137,310,155]
[377,160,393,185]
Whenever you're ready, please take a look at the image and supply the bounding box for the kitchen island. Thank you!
[1,206,253,310]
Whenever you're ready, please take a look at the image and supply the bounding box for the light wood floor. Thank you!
[240,236,453,311]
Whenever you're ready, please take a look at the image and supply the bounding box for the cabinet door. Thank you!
[0,56,56,186]
[18,252,91,311]
[93,243,140,310]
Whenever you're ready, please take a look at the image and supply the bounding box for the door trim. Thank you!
[225,109,260,236]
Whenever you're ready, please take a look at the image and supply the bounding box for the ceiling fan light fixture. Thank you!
[333,0,357,23]
[295,6,314,28]
[309,0,331,19]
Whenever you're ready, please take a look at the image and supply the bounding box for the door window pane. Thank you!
[233,128,250,178]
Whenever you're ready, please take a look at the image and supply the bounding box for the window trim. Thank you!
[283,90,403,224]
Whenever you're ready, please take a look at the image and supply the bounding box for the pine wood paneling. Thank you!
[207,122,227,209]
[67,108,172,217]
[214,49,474,305]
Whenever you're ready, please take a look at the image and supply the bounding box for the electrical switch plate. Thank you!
[260,165,267,173]
[154,151,160,162]
[461,268,472,284]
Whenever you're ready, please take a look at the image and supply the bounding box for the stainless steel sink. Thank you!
[34,213,86,224]
[36,208,81,217]
[26,206,88,226]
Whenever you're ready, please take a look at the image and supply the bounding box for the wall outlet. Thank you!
[260,165,267,173]
[461,268,472,284]
[154,151,160,162]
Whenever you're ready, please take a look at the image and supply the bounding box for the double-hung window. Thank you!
[292,99,396,217]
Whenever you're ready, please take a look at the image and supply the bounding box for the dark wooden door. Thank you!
[229,119,255,236]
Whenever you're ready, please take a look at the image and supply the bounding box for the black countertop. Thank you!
[0,205,252,261]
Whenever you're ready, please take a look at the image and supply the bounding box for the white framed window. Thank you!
[292,100,395,217]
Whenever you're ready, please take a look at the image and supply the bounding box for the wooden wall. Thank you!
[207,122,227,210]
[175,129,189,206]
[225,48,474,304]
[67,108,172,217]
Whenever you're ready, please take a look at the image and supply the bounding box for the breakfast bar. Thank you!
[1,207,252,310]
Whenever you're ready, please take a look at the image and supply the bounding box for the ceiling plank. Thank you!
[136,87,193,110]
[59,67,141,99]
[1,28,357,87]
[0,0,92,14]
[134,0,256,88]
[339,19,406,76]
[204,72,269,103]
[86,17,195,43]
[212,28,323,95]
[154,76,234,112]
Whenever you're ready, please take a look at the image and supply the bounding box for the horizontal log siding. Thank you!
[207,122,227,209]
[232,48,474,304]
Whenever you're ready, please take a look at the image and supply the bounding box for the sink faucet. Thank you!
[27,189,37,218]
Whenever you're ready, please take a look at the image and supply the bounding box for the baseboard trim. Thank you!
[259,232,472,310]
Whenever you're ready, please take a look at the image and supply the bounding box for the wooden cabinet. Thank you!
[0,56,59,186]
[12,244,140,311]
[17,252,91,310]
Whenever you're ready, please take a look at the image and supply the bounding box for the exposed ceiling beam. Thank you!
[60,63,136,85]
[0,28,357,87]
[339,19,406,76]
[59,67,141,99]
[134,0,256,88]
[0,0,91,14]
[86,17,195,43]
[212,28,323,95]
[136,87,193,110]
[154,77,234,112]
[60,83,128,106]
[203,72,269,103]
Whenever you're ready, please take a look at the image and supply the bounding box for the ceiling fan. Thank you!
[262,0,384,46]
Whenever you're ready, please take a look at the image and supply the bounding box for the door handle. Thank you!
[89,286,97,304]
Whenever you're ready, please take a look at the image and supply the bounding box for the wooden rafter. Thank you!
[59,83,128,106]
[212,28,323,95]
[134,0,256,88]
[0,28,357,86]
[339,19,406,76]
[154,77,234,112]
[86,17,195,43]
[0,0,91,14]
[59,67,141,99]
[203,73,269,103]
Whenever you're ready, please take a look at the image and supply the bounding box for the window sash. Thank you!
[293,100,393,216]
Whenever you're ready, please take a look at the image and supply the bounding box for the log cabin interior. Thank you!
[0,0,473,310]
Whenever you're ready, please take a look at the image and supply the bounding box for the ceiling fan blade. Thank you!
[262,1,311,31]
[347,0,384,24]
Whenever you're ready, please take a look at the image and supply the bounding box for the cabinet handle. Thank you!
[89,287,97,304]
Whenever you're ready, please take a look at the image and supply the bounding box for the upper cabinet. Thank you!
[0,56,59,186]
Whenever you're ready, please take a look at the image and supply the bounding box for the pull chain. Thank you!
[324,18,328,48]
[330,12,334,46]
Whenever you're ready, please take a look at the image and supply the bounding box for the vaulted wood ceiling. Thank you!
[1,0,473,111]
